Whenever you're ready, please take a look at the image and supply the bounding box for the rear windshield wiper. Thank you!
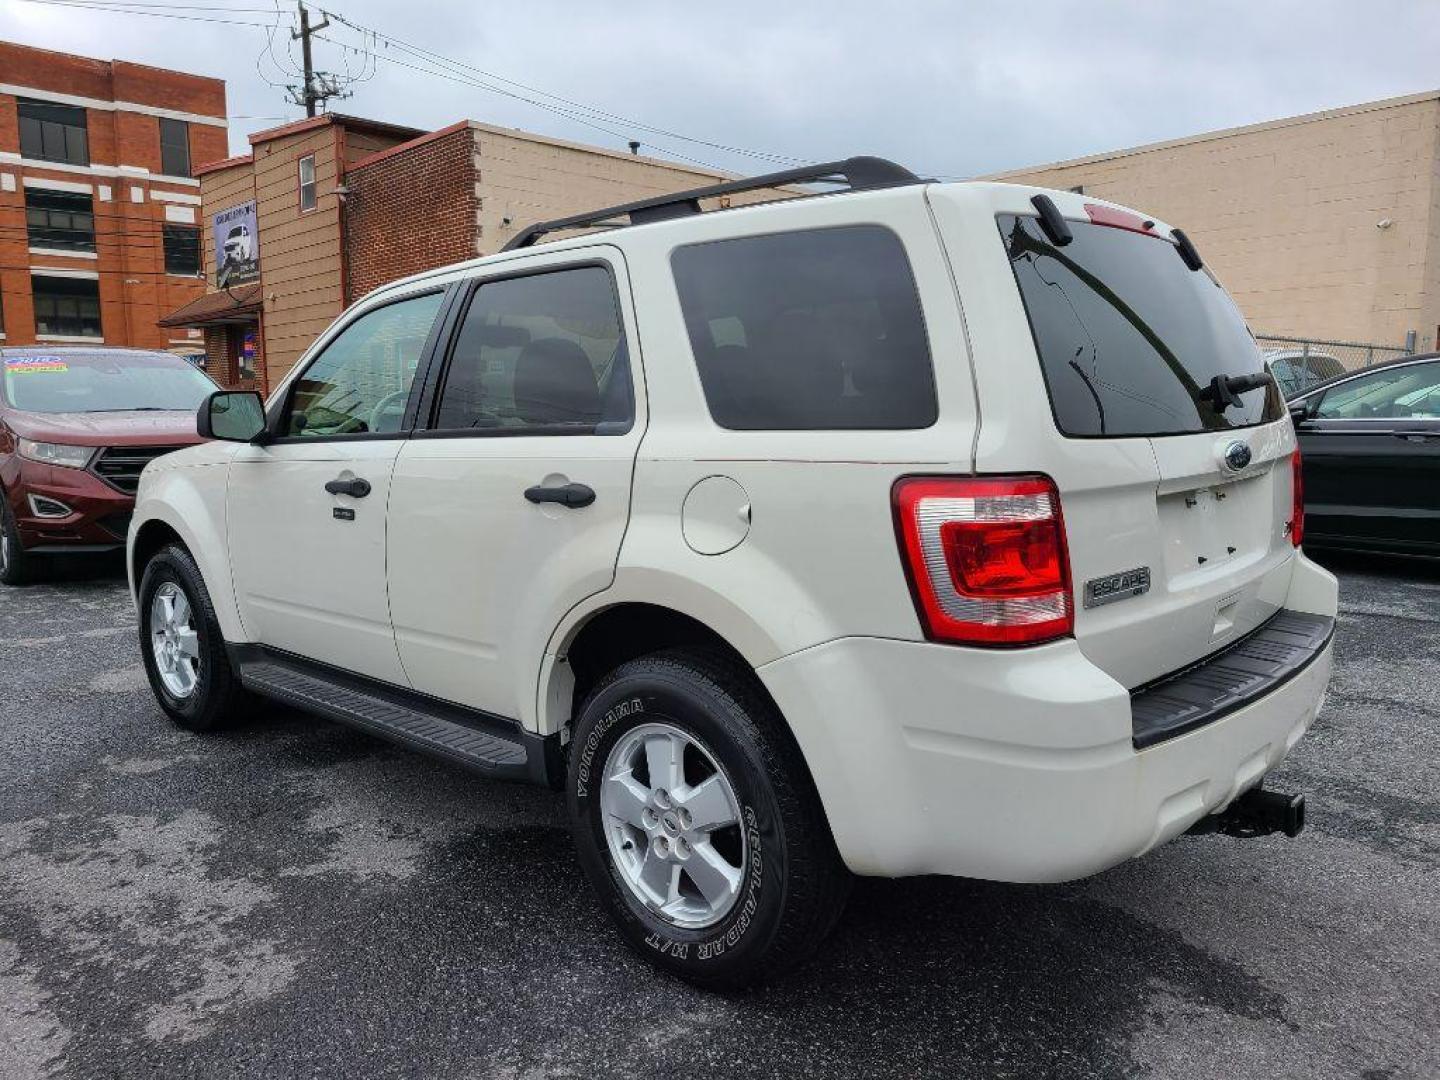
[1197,372,1271,412]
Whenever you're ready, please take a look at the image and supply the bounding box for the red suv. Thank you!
[1,347,216,584]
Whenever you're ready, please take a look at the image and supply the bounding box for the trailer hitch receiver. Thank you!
[1187,785,1306,840]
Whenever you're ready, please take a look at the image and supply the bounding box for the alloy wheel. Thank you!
[150,582,201,698]
[600,722,747,930]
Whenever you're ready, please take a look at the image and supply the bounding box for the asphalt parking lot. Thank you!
[0,555,1436,1080]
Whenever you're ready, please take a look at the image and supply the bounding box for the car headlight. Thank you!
[18,439,95,469]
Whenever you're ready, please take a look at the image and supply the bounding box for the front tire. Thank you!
[568,649,849,989]
[0,493,40,586]
[137,544,251,732]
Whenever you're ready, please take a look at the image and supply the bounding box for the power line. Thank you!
[12,0,959,179]
[319,9,809,168]
[14,0,277,27]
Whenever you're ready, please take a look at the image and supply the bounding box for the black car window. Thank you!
[1001,214,1283,437]
[433,266,631,434]
[671,226,937,430]
[1315,362,1440,420]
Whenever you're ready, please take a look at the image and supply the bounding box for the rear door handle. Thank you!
[325,477,372,498]
[1393,430,1440,441]
[524,482,595,509]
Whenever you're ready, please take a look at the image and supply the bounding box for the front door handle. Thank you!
[325,477,372,498]
[1393,430,1440,441]
[524,482,595,509]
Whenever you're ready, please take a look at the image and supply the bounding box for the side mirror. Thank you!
[198,390,268,443]
[1288,401,1315,427]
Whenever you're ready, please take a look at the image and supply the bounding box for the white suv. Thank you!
[128,158,1337,988]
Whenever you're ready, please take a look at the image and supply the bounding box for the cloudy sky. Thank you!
[4,0,1439,178]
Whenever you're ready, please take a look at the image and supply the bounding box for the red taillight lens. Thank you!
[893,475,1073,646]
[1290,447,1304,547]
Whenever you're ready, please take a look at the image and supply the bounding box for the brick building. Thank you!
[987,90,1440,354]
[0,41,226,353]
[163,116,762,393]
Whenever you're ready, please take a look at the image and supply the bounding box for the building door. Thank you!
[227,288,447,683]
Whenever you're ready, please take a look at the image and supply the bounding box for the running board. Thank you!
[232,647,559,786]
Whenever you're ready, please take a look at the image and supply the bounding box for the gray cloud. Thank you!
[4,0,1438,177]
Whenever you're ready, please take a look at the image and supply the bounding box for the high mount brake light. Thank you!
[893,475,1073,646]
[1290,448,1305,547]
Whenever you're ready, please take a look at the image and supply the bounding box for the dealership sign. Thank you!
[213,201,259,287]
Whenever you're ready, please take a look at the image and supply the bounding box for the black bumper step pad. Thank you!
[1130,609,1334,749]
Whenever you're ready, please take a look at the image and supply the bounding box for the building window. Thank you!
[32,275,102,339]
[159,117,191,178]
[18,98,90,166]
[25,188,96,253]
[298,154,317,212]
[162,224,201,276]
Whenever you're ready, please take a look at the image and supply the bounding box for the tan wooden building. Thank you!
[986,90,1440,354]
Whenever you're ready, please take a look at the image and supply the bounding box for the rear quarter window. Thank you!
[671,225,937,430]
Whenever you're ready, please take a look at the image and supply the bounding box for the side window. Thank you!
[283,291,444,437]
[671,225,937,430]
[1315,363,1440,420]
[298,155,317,212]
[432,266,631,433]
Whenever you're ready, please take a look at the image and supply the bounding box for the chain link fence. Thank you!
[1255,333,1416,395]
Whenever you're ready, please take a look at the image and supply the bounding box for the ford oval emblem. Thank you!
[1223,441,1252,472]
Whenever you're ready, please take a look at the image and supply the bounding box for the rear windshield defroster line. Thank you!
[998,213,1283,438]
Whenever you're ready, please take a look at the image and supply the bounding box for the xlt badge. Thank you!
[1083,567,1151,609]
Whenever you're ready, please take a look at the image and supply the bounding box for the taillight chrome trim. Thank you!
[893,474,1074,647]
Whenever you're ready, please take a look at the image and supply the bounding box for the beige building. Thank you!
[988,90,1440,354]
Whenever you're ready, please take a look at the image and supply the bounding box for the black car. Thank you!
[1287,352,1440,558]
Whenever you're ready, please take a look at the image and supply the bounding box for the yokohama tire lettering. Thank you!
[575,697,644,797]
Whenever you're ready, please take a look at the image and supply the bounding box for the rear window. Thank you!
[999,213,1283,437]
[671,225,937,430]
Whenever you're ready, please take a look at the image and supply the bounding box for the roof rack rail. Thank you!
[501,156,923,251]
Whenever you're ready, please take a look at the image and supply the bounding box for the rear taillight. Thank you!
[1290,447,1304,547]
[892,475,1073,646]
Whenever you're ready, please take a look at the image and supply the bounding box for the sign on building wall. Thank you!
[240,328,258,381]
[213,201,260,286]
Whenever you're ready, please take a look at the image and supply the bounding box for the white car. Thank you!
[127,159,1337,988]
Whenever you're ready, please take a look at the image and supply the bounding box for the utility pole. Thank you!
[291,1,332,117]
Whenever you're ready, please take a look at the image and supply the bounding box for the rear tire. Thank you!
[137,543,252,732]
[568,648,849,989]
[0,493,40,586]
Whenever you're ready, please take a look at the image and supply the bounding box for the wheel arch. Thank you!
[128,478,247,642]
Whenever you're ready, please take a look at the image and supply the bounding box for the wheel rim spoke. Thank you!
[678,774,738,832]
[601,771,651,830]
[638,846,678,902]
[175,628,200,659]
[643,731,683,793]
[685,840,742,909]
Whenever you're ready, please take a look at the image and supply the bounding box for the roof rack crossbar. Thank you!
[501,156,922,251]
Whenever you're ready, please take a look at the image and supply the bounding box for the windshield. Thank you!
[1000,213,1283,437]
[2,353,216,414]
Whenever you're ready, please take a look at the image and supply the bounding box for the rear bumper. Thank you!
[757,553,1338,881]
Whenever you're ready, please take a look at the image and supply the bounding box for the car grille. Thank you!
[90,445,185,495]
